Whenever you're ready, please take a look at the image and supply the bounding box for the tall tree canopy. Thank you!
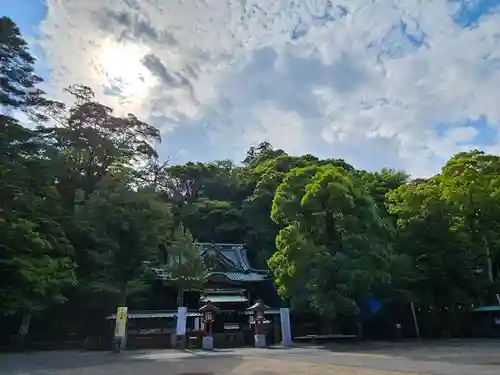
[0,17,75,316]
[1,17,45,112]
[269,165,393,316]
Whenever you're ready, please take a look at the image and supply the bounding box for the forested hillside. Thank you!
[2,16,500,338]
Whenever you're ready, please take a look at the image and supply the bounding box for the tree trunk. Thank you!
[17,313,31,348]
[481,234,500,304]
[410,301,420,338]
[119,282,127,306]
[19,313,31,335]
[450,305,459,336]
[177,284,184,307]
[356,322,363,341]
[483,234,494,284]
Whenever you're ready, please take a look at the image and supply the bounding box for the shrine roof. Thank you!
[105,310,203,320]
[151,242,270,282]
[196,242,254,272]
[206,271,268,282]
[200,294,248,303]
[151,269,268,282]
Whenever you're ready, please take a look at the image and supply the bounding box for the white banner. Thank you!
[176,307,187,335]
[280,308,292,346]
[114,306,128,338]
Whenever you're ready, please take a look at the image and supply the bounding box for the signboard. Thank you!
[280,308,292,346]
[114,306,128,338]
[176,307,187,335]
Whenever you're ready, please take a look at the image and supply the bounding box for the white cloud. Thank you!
[38,0,500,176]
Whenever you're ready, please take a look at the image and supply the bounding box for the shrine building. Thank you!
[107,243,284,348]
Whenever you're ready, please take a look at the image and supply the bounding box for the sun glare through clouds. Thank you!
[96,39,156,100]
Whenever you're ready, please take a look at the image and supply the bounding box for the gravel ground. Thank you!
[1,339,500,375]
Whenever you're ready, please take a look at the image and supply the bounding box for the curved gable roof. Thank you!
[196,243,256,272]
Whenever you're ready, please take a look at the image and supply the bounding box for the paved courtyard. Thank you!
[1,340,500,375]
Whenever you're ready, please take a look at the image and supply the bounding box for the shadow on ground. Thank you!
[0,350,244,375]
[300,338,500,366]
[3,339,500,375]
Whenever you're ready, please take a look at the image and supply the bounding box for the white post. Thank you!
[176,307,187,348]
[280,308,292,346]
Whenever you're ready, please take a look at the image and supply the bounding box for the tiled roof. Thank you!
[150,268,203,281]
[472,305,500,312]
[150,242,270,282]
[200,294,248,303]
[106,310,203,320]
[243,309,281,315]
[197,242,253,271]
[197,243,271,273]
[207,271,268,282]
[151,268,269,282]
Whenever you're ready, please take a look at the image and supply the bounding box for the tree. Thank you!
[361,168,409,213]
[1,17,41,112]
[0,17,62,121]
[162,225,206,306]
[269,164,393,317]
[41,84,161,210]
[387,177,483,308]
[440,150,500,298]
[0,218,75,315]
[243,149,355,266]
[0,18,76,319]
[182,199,244,243]
[0,123,77,316]
[134,155,171,192]
[156,160,253,243]
[242,141,284,166]
[74,180,173,307]
[0,117,76,347]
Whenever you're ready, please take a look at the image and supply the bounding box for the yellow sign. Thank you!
[118,310,126,321]
[114,306,128,338]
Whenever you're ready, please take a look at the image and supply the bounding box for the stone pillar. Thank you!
[176,307,187,349]
[280,308,292,347]
[202,335,214,350]
[254,333,266,348]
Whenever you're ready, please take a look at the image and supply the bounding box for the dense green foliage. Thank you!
[2,18,500,336]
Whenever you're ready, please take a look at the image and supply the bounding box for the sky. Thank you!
[3,0,500,177]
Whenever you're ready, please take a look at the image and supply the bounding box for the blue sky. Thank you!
[4,0,49,74]
[452,0,500,27]
[4,0,46,34]
[4,0,500,176]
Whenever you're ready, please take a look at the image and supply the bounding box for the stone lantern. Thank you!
[199,300,220,350]
[247,299,269,348]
